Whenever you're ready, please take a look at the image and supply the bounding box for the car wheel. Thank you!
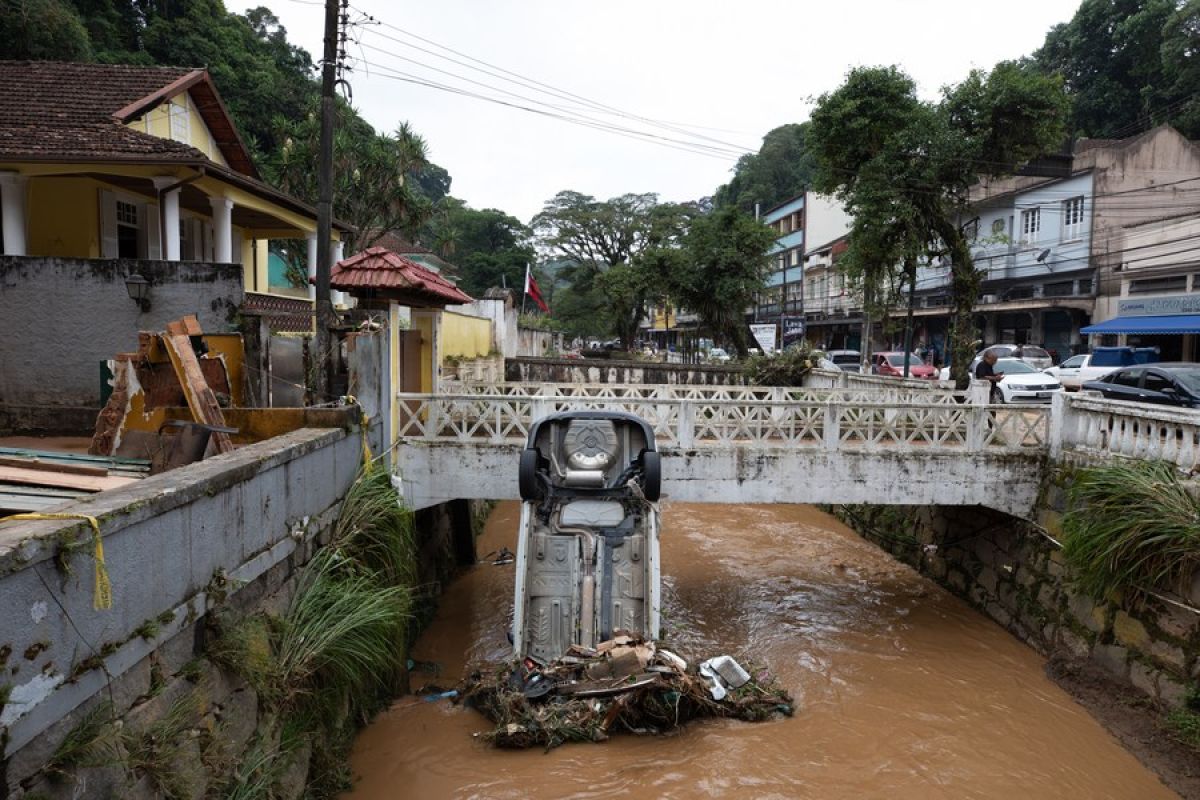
[640,450,661,502]
[518,448,543,501]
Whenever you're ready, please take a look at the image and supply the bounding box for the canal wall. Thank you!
[837,492,1200,712]
[0,426,480,799]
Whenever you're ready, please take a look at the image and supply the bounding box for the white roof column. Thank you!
[306,232,318,302]
[209,195,234,262]
[151,177,181,261]
[331,239,346,307]
[0,171,28,256]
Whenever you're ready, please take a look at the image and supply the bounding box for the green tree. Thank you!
[664,205,777,356]
[0,0,93,60]
[423,198,535,296]
[272,104,432,254]
[532,191,694,348]
[1158,1,1200,137]
[1034,0,1181,137]
[713,123,816,213]
[808,63,1068,386]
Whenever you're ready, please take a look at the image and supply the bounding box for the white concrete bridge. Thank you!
[388,376,1200,518]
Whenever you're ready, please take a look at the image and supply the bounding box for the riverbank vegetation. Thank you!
[1061,460,1200,603]
[209,467,416,798]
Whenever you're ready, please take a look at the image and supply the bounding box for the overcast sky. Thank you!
[265,0,1085,223]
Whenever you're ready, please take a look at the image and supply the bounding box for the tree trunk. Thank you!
[939,225,979,390]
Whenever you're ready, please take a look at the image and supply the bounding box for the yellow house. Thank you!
[0,60,350,301]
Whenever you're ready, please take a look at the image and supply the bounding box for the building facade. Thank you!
[908,126,1200,363]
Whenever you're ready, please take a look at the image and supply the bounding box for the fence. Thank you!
[1051,392,1200,472]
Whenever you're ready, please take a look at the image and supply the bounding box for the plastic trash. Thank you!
[422,690,458,702]
[697,661,728,700]
[703,655,750,689]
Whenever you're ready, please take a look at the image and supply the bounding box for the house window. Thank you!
[1020,208,1040,244]
[116,200,140,259]
[1062,197,1085,240]
[1129,276,1187,295]
[169,98,190,145]
[1044,281,1074,297]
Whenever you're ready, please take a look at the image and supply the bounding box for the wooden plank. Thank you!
[0,447,151,469]
[0,466,136,492]
[0,456,108,477]
[161,327,234,454]
[0,492,83,513]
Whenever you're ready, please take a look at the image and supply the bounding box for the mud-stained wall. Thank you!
[0,256,243,408]
[838,497,1199,711]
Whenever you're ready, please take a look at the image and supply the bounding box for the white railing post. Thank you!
[966,404,987,451]
[823,403,840,450]
[967,379,990,406]
[677,400,695,448]
[1048,391,1069,459]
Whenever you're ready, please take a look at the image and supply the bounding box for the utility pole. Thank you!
[902,256,916,378]
[314,0,341,400]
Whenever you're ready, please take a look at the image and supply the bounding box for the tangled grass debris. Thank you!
[456,636,793,750]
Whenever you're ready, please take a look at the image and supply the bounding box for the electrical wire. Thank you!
[352,43,747,158]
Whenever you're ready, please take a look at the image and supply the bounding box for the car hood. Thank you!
[1001,373,1060,387]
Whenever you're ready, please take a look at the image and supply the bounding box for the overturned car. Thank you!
[511,411,662,663]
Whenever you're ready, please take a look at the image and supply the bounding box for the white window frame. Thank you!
[1062,196,1085,241]
[1020,207,1041,245]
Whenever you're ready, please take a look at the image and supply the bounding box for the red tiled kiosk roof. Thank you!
[328,247,473,306]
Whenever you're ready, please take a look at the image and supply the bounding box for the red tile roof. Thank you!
[328,247,473,306]
[0,61,257,176]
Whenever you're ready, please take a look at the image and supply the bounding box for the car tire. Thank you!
[518,448,543,501]
[640,450,661,502]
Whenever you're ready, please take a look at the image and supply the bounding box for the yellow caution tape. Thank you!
[0,513,113,610]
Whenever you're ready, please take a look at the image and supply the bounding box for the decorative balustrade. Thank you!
[440,380,966,406]
[396,392,1049,453]
[1051,393,1200,472]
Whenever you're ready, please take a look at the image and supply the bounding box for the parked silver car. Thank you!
[825,349,862,373]
[983,344,1053,370]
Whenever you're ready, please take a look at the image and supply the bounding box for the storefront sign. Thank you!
[1117,294,1200,316]
[781,316,806,348]
[749,323,778,354]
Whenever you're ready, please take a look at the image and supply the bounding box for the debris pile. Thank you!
[456,635,793,750]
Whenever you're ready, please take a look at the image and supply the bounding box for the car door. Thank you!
[1052,354,1086,385]
[1099,368,1144,402]
[1137,369,1185,407]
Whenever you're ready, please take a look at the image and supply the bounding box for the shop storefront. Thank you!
[1081,294,1200,362]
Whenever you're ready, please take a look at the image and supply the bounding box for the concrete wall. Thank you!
[441,310,493,360]
[0,428,361,796]
[839,497,1199,711]
[504,356,746,385]
[0,256,244,407]
[395,441,1044,516]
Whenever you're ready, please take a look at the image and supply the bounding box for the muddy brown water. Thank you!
[343,502,1177,799]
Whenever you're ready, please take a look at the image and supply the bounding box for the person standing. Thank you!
[975,350,1005,402]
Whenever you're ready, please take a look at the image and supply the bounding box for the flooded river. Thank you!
[343,502,1176,799]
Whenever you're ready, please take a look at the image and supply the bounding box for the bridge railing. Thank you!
[440,380,967,406]
[396,392,1049,452]
[1051,392,1200,471]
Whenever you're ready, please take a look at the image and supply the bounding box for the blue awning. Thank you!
[1082,314,1200,335]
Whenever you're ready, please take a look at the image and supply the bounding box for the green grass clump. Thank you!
[1062,460,1200,602]
[45,702,121,778]
[1167,707,1200,748]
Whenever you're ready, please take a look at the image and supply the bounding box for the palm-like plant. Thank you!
[1062,460,1200,602]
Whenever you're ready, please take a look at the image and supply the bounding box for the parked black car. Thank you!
[1081,363,1200,408]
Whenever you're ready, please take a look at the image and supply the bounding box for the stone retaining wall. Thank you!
[838,499,1199,711]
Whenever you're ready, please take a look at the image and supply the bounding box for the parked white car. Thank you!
[1042,353,1120,390]
[707,347,732,363]
[990,358,1064,403]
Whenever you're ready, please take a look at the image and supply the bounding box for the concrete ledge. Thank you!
[394,440,1045,517]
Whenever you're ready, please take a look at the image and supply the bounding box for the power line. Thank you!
[353,42,747,158]
[350,6,758,154]
[353,57,741,161]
